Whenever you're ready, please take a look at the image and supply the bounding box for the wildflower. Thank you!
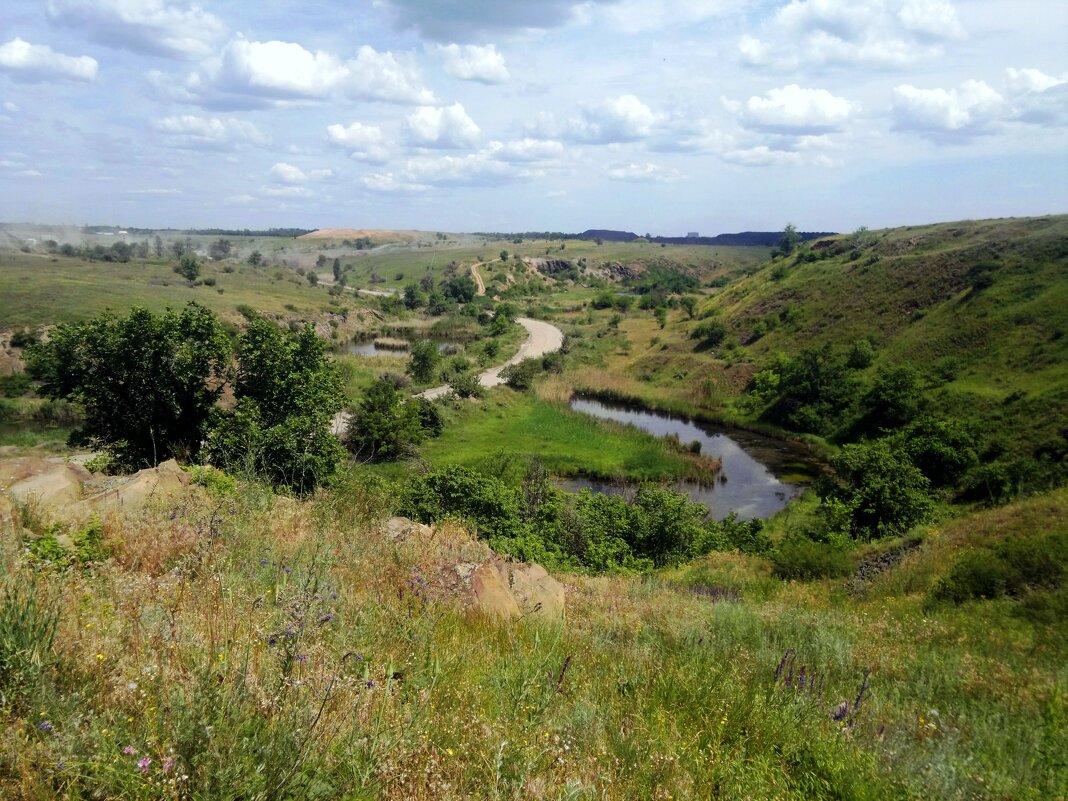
[260,558,269,566]
[295,654,308,663]
[162,757,175,773]
[138,757,152,774]
[123,745,137,755]
[37,721,52,733]
[318,613,333,624]
[96,653,105,661]
[283,566,292,575]
[267,635,278,647]
[353,653,363,661]
[56,761,66,770]
[366,680,375,688]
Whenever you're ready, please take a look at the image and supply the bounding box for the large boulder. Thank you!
[379,516,566,622]
[3,458,91,507]
[80,459,193,513]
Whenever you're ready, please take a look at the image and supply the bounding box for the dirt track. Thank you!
[331,317,564,432]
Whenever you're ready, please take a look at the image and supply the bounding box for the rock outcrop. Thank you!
[379,516,566,622]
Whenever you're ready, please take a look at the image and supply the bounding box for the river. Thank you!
[564,396,820,520]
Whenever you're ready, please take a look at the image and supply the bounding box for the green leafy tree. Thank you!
[443,276,477,303]
[247,250,263,266]
[761,344,857,435]
[205,319,344,492]
[175,253,200,282]
[778,223,801,256]
[26,303,231,471]
[407,339,440,383]
[820,439,933,540]
[403,283,426,309]
[860,365,924,430]
[345,377,425,461]
[654,307,668,329]
[680,295,698,319]
[209,238,232,261]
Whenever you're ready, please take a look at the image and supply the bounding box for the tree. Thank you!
[175,253,200,282]
[860,365,924,430]
[443,275,477,303]
[26,303,231,471]
[500,250,509,262]
[332,258,342,282]
[205,319,345,492]
[153,235,164,258]
[680,296,698,319]
[248,250,263,266]
[345,377,425,461]
[778,223,800,256]
[761,344,857,435]
[403,283,426,310]
[306,272,319,286]
[821,439,933,540]
[655,307,668,329]
[407,339,440,383]
[209,238,232,261]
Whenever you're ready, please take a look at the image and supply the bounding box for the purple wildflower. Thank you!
[123,745,137,756]
[318,613,333,624]
[37,720,52,732]
[162,757,175,773]
[295,654,308,663]
[267,635,278,647]
[283,566,292,575]
[260,558,269,566]
[137,757,152,774]
[353,653,363,661]
[366,680,375,688]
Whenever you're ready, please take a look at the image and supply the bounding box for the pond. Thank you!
[344,338,459,357]
[564,396,821,520]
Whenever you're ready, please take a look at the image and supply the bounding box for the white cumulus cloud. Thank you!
[740,0,964,69]
[540,95,658,144]
[168,38,434,109]
[740,85,855,134]
[606,162,681,183]
[406,103,482,148]
[487,138,565,162]
[153,115,268,149]
[436,43,509,84]
[326,121,391,163]
[892,80,1004,141]
[47,0,226,60]
[0,38,97,83]
[269,162,332,183]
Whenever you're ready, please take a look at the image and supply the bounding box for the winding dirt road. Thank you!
[331,317,564,433]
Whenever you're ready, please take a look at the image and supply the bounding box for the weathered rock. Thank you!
[80,459,192,513]
[470,559,565,621]
[5,460,90,507]
[382,516,434,542]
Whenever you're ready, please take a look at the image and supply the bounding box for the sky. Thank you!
[0,0,1066,234]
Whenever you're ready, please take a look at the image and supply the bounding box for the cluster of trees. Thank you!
[400,464,767,572]
[27,304,345,493]
[401,274,479,314]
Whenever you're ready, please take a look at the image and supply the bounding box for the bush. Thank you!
[690,320,726,348]
[450,372,483,399]
[9,329,38,348]
[771,538,853,580]
[0,372,31,398]
[345,377,426,462]
[821,439,933,540]
[932,531,1067,604]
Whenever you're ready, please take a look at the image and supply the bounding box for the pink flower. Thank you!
[122,745,137,756]
[162,757,174,772]
[137,757,151,774]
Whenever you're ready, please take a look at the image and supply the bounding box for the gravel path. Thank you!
[331,317,564,433]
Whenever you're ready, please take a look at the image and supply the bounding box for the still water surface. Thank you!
[565,397,820,520]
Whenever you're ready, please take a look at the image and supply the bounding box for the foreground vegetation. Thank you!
[1,472,1064,799]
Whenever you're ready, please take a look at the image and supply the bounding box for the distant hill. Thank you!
[578,229,836,246]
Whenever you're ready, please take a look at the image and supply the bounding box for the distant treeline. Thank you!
[471,229,836,245]
[473,231,585,241]
[120,227,315,238]
[578,229,837,246]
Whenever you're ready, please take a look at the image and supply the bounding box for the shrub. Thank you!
[821,439,933,540]
[407,339,440,383]
[690,320,726,348]
[933,531,1067,605]
[0,372,31,398]
[771,538,853,580]
[345,377,426,462]
[450,372,483,399]
[9,329,38,348]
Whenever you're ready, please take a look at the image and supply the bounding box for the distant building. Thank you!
[686,231,699,238]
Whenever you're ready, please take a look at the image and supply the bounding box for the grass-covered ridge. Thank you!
[1,473,1064,799]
